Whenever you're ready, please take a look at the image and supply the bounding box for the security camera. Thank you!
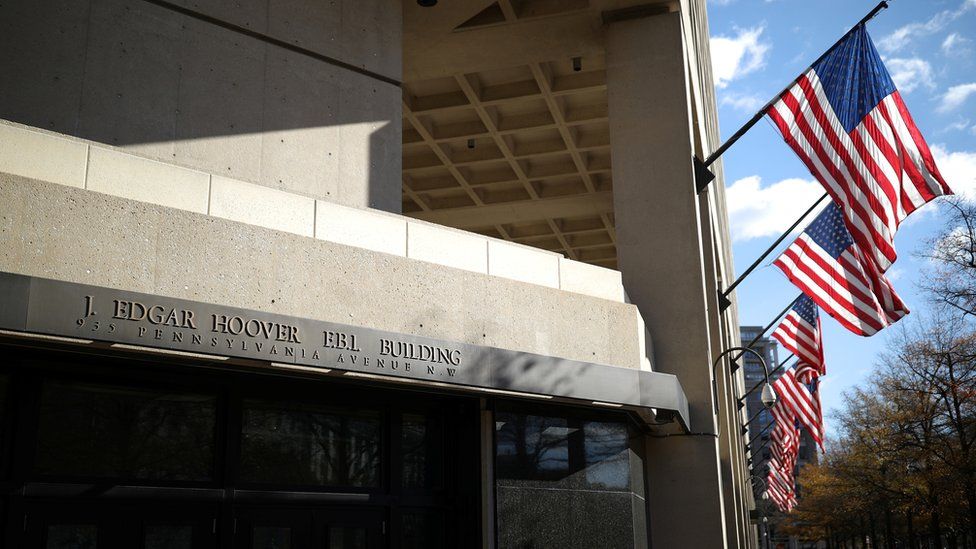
[760,383,777,409]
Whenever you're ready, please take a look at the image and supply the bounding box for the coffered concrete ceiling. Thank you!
[402,0,675,269]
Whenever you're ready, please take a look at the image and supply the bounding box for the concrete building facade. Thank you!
[0,0,758,547]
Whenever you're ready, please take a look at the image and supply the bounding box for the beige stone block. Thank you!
[0,174,159,291]
[488,240,560,289]
[407,221,488,274]
[315,201,406,257]
[0,175,647,370]
[0,123,88,188]
[86,147,210,213]
[209,176,315,237]
[559,258,625,302]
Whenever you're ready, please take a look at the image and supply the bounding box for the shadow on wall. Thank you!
[0,0,402,213]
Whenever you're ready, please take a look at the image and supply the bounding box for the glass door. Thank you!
[23,501,218,549]
[234,507,382,549]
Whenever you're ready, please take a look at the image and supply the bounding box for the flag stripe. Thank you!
[775,245,886,335]
[772,77,897,270]
[767,99,894,273]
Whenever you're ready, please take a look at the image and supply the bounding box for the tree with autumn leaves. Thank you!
[777,199,976,549]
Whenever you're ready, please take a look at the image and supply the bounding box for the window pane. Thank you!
[328,526,366,549]
[495,413,569,481]
[401,413,442,489]
[0,374,7,471]
[240,399,381,487]
[144,525,193,549]
[46,524,98,549]
[494,408,647,548]
[35,381,216,481]
[401,511,444,549]
[582,421,630,490]
[253,527,290,549]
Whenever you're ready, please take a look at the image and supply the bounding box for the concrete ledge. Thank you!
[0,119,629,305]
[210,176,315,238]
[316,200,407,257]
[407,221,488,274]
[0,175,646,371]
[87,147,211,214]
[488,240,560,289]
[0,124,88,189]
[559,258,625,302]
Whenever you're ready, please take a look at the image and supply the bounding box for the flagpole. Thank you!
[749,421,773,447]
[718,194,829,312]
[726,296,800,375]
[740,356,798,402]
[695,0,891,193]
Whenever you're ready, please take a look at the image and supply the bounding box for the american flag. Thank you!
[767,393,800,512]
[774,368,825,451]
[772,295,825,383]
[767,24,952,273]
[774,202,908,336]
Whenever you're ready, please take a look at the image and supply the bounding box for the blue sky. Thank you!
[706,0,976,433]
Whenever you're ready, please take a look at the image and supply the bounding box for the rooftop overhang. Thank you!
[401,0,680,270]
[0,271,690,430]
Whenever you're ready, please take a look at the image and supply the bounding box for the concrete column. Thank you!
[606,11,730,548]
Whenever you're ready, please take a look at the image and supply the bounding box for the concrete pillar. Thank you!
[606,11,730,548]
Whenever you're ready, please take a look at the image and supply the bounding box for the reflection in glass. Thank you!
[144,525,193,549]
[253,527,290,549]
[402,414,427,488]
[0,374,7,432]
[582,421,630,490]
[35,382,216,481]
[401,511,444,549]
[241,399,381,487]
[495,413,570,480]
[46,524,97,549]
[328,526,366,549]
[401,413,442,489]
[496,410,637,491]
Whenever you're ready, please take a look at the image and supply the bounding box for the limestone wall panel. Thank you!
[0,175,644,371]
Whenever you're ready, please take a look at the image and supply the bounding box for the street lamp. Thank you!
[712,346,777,428]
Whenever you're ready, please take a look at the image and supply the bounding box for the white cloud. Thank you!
[938,83,976,112]
[945,118,972,132]
[877,1,975,53]
[719,92,766,112]
[931,145,976,201]
[942,32,973,57]
[710,26,771,89]
[885,58,935,93]
[725,176,825,242]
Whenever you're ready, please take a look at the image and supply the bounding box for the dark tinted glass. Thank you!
[46,525,98,549]
[144,525,192,549]
[253,527,290,549]
[240,399,381,487]
[496,413,633,490]
[328,526,366,549]
[401,511,444,549]
[582,421,630,490]
[494,408,646,549]
[401,413,443,489]
[0,374,7,469]
[495,413,570,481]
[35,381,216,481]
